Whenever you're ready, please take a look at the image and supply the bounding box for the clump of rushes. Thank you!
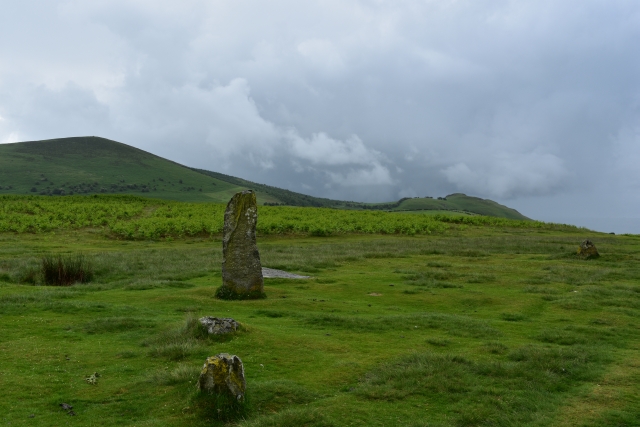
[41,254,93,286]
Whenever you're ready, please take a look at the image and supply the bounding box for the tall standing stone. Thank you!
[218,190,264,299]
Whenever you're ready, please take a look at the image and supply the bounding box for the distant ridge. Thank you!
[0,136,529,220]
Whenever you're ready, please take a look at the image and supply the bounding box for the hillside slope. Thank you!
[0,136,275,203]
[393,194,529,220]
[0,136,529,219]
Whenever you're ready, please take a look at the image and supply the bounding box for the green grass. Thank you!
[0,194,574,240]
[0,220,638,426]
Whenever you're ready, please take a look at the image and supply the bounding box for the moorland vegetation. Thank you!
[0,194,638,426]
[0,195,555,240]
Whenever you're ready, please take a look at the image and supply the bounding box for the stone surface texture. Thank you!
[221,190,264,297]
[198,353,246,401]
[261,267,310,279]
[578,239,599,258]
[199,316,239,335]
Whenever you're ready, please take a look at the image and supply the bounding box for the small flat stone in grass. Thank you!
[262,267,310,279]
[199,317,239,335]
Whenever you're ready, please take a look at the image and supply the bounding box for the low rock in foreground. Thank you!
[198,353,246,401]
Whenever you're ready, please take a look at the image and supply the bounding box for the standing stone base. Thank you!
[215,285,266,300]
[198,353,246,402]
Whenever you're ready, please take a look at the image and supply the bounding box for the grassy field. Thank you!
[0,195,556,239]
[0,199,638,426]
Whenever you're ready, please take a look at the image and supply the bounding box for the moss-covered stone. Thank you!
[220,190,264,299]
[198,353,246,401]
[577,239,599,259]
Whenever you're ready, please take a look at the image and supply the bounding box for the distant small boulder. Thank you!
[577,240,599,259]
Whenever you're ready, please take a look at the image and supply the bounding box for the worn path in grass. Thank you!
[0,229,639,426]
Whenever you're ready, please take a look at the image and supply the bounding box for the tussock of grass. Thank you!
[414,279,462,289]
[523,285,562,294]
[254,310,288,318]
[303,313,500,338]
[150,363,201,386]
[426,261,452,268]
[124,279,194,291]
[480,341,508,354]
[536,329,587,346]
[0,290,110,315]
[148,341,202,362]
[144,315,239,361]
[250,380,319,413]
[363,252,397,259]
[397,268,463,289]
[426,338,451,347]
[83,317,153,334]
[0,289,77,304]
[354,347,604,425]
[466,274,496,284]
[116,351,138,359]
[451,249,489,257]
[237,408,336,427]
[500,313,526,322]
[315,278,337,284]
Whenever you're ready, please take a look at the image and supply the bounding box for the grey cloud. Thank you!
[1,0,640,230]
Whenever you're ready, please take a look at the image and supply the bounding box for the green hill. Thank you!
[387,194,529,220]
[0,136,529,219]
[0,136,270,203]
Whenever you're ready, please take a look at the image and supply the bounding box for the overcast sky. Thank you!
[1,0,639,232]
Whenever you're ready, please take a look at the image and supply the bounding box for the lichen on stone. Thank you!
[577,239,599,259]
[85,372,100,385]
[198,353,246,402]
[219,190,264,299]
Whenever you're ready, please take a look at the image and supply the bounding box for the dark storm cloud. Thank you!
[1,0,639,230]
